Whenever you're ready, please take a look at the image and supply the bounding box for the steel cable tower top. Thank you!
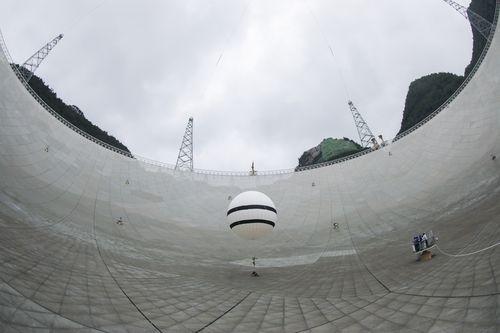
[175,117,194,171]
[348,101,375,148]
[441,0,493,40]
[21,34,64,82]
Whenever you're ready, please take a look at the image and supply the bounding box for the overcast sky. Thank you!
[0,0,474,171]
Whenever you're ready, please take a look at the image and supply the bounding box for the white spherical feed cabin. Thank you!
[227,191,277,240]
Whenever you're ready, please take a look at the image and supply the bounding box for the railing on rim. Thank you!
[0,1,498,176]
[135,155,295,176]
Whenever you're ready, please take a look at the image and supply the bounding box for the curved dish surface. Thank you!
[0,7,499,331]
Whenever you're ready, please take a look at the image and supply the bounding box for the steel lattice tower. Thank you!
[21,34,64,82]
[441,0,493,40]
[348,101,375,148]
[175,117,194,171]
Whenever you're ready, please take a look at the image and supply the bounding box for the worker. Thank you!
[378,134,388,147]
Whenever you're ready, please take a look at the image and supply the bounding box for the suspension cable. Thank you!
[62,0,110,35]
[197,0,252,111]
[435,241,500,257]
[305,0,352,100]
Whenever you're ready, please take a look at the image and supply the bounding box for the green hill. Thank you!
[399,72,464,134]
[16,65,130,154]
[398,0,496,135]
[297,138,364,168]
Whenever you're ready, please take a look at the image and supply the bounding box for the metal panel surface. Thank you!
[0,8,499,331]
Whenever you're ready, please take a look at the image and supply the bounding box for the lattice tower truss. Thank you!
[21,34,64,82]
[348,101,375,148]
[175,117,194,171]
[441,0,493,40]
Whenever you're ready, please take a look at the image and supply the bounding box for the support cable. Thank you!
[435,242,500,257]
[214,1,252,68]
[305,0,351,100]
[198,0,252,110]
[62,0,110,35]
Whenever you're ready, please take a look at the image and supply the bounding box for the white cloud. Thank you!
[0,0,474,170]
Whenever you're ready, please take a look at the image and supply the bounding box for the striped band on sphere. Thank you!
[229,219,275,229]
[227,204,277,216]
